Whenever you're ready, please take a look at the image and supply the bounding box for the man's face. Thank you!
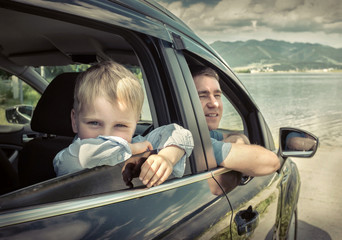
[193,74,223,130]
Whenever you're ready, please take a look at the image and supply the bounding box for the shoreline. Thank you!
[235,70,342,74]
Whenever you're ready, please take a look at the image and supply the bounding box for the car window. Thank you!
[182,54,245,136]
[0,5,189,204]
[220,94,244,132]
[0,65,152,126]
[0,69,40,125]
[125,66,152,123]
[0,62,156,202]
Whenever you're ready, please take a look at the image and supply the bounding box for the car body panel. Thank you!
[208,172,282,239]
[0,172,231,239]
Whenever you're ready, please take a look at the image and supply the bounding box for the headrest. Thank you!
[31,72,79,137]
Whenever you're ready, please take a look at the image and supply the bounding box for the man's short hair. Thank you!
[73,61,144,119]
[190,65,219,81]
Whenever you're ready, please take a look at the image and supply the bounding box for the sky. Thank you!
[155,0,342,48]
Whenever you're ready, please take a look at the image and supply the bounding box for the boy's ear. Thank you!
[71,109,78,133]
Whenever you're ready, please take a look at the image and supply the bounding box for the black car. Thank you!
[0,1,318,239]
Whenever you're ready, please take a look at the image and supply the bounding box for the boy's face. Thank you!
[193,74,223,131]
[71,96,138,142]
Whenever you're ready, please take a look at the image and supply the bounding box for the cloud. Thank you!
[170,0,220,7]
[156,0,342,47]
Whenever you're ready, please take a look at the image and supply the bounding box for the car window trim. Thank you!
[156,39,210,173]
[173,51,217,171]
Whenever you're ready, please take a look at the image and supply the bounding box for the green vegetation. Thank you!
[0,64,93,125]
[235,69,251,73]
[208,193,277,240]
[34,65,90,82]
[255,193,276,214]
[0,81,40,125]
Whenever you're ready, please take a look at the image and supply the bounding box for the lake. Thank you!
[236,72,342,148]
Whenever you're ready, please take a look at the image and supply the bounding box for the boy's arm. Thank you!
[128,141,153,155]
[54,136,146,177]
[131,123,194,188]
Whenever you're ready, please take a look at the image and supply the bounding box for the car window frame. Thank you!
[0,23,199,199]
[171,38,274,170]
[155,38,209,173]
[180,47,270,146]
[174,51,249,169]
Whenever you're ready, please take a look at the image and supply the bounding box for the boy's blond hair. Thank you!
[73,61,144,119]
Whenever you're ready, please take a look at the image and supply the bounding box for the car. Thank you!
[0,1,318,239]
[5,105,33,124]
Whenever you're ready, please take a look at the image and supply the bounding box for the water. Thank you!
[236,72,342,148]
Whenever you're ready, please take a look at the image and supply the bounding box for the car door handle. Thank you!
[234,205,259,236]
[240,175,254,185]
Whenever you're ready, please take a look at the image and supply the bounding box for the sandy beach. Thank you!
[294,146,342,239]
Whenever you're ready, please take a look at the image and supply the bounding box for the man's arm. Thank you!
[220,143,280,176]
[286,136,317,151]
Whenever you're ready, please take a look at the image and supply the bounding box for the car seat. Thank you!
[18,72,79,187]
[0,148,20,195]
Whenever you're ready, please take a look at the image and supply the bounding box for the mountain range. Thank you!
[210,39,342,72]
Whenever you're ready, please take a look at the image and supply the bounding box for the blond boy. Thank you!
[53,61,193,188]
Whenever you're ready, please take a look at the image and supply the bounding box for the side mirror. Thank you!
[279,127,319,158]
[5,105,33,124]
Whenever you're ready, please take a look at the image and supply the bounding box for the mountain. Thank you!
[210,39,342,72]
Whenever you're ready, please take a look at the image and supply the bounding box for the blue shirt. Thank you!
[53,123,193,177]
[210,130,232,165]
[210,130,224,141]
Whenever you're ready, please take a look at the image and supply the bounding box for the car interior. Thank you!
[0,7,165,209]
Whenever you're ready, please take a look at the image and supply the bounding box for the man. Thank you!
[191,66,280,177]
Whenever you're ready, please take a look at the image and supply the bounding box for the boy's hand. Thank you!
[122,145,185,188]
[139,154,173,188]
[139,146,185,188]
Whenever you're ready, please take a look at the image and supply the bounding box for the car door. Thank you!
[166,35,286,239]
[0,34,233,240]
[0,69,44,194]
[0,2,235,239]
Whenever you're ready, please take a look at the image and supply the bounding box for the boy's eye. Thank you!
[215,94,221,99]
[87,121,100,126]
[115,124,127,128]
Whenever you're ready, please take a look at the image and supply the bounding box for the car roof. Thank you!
[0,0,219,66]
[0,0,242,96]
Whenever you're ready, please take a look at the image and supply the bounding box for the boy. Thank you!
[53,61,193,188]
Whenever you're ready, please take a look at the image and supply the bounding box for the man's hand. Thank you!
[122,155,147,188]
[122,141,152,188]
[223,133,250,144]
